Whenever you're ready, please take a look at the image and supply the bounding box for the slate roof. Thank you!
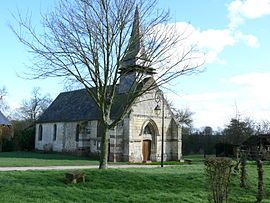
[37,88,127,123]
[38,89,98,123]
[0,111,11,125]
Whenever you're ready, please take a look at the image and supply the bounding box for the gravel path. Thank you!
[0,164,164,171]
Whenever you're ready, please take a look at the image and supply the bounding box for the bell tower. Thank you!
[118,7,155,94]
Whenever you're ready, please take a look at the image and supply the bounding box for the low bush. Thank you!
[204,157,234,203]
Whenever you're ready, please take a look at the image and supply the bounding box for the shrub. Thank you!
[204,157,233,203]
[10,120,35,151]
[2,138,14,152]
[19,127,35,151]
[43,143,53,153]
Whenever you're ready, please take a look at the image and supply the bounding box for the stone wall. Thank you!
[35,121,95,154]
[35,123,64,152]
[108,123,124,162]
[62,122,77,152]
[35,90,182,162]
[128,90,182,162]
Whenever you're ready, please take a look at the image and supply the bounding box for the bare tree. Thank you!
[18,87,52,122]
[0,86,9,113]
[11,0,202,169]
[174,108,194,128]
[0,87,7,99]
[254,120,270,134]
[223,118,254,145]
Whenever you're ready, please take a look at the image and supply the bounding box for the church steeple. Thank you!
[118,7,155,94]
[121,6,146,67]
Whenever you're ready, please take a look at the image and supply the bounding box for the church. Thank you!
[35,8,182,163]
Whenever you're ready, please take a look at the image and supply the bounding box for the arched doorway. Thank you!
[142,140,151,162]
[141,121,158,162]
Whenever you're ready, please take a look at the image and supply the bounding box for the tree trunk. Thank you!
[240,152,247,188]
[99,121,109,169]
[256,159,264,203]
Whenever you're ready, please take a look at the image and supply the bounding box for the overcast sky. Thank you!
[1,0,270,129]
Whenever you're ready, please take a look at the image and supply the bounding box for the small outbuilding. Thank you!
[241,134,270,160]
[215,143,238,158]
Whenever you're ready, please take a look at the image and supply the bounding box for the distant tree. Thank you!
[0,87,7,100]
[223,118,254,145]
[0,86,9,113]
[17,87,52,122]
[9,120,35,151]
[173,107,196,154]
[254,120,270,134]
[12,0,202,168]
[182,126,222,156]
[182,130,200,155]
[174,108,194,128]
[8,88,49,151]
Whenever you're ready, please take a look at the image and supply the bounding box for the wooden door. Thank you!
[143,140,151,162]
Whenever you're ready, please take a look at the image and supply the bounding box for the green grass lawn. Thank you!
[0,151,191,167]
[0,153,269,202]
[0,158,268,202]
[183,154,217,163]
[0,151,98,166]
[0,165,269,202]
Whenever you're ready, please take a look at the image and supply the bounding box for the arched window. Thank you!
[144,123,154,135]
[53,124,57,141]
[97,121,102,137]
[76,124,80,142]
[38,125,43,141]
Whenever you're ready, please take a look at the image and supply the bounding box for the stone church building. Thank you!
[35,8,182,163]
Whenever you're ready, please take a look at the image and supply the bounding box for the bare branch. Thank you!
[11,0,203,168]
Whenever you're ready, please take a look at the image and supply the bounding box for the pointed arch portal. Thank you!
[141,120,159,162]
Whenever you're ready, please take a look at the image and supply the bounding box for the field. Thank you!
[0,152,269,202]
